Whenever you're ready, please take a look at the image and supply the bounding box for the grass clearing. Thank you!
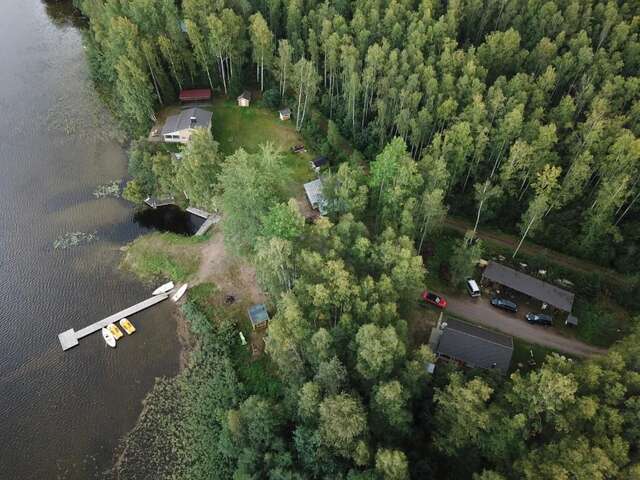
[121,231,206,283]
[510,339,565,374]
[209,98,315,194]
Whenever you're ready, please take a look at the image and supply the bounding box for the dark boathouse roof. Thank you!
[436,318,513,374]
[482,261,575,312]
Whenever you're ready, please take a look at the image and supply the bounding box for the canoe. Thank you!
[172,284,188,302]
[153,281,175,295]
[119,318,136,335]
[107,323,123,340]
[101,328,116,348]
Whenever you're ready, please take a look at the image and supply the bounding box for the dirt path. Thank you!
[444,216,631,287]
[194,229,265,305]
[444,294,607,357]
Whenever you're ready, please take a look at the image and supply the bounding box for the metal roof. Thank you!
[237,90,251,100]
[304,178,327,214]
[482,261,575,312]
[436,318,513,374]
[161,107,212,135]
[248,304,269,326]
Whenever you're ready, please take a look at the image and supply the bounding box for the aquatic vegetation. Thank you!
[53,231,98,250]
[93,180,121,198]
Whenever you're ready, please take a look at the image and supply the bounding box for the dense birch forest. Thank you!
[77,0,640,270]
[74,1,640,479]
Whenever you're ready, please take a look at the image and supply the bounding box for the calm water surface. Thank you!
[0,2,187,478]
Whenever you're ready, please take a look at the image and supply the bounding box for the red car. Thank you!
[421,291,447,309]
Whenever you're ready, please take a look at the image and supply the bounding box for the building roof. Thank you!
[248,304,269,326]
[179,88,212,101]
[566,314,579,326]
[312,156,329,168]
[279,108,291,115]
[238,90,251,101]
[304,178,327,214]
[482,261,575,312]
[436,318,513,374]
[161,107,212,135]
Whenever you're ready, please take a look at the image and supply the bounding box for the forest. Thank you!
[73,0,640,479]
[77,0,640,269]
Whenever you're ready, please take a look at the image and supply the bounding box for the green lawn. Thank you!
[209,99,315,193]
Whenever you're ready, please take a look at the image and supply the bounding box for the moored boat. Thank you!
[152,281,175,295]
[101,327,116,348]
[119,318,136,335]
[172,283,188,302]
[107,323,123,340]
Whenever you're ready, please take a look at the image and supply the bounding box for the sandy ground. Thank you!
[193,228,265,305]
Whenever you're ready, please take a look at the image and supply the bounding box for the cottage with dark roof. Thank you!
[161,107,212,144]
[433,317,513,374]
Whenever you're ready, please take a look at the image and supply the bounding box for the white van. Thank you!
[466,278,481,298]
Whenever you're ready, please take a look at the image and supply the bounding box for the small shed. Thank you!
[179,88,211,102]
[304,178,328,215]
[310,156,329,173]
[237,91,251,107]
[279,108,291,121]
[565,314,579,327]
[248,304,269,330]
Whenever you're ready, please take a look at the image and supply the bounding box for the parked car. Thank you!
[490,297,518,313]
[525,312,553,326]
[421,291,447,309]
[466,278,481,297]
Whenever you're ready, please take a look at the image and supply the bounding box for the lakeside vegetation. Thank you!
[120,232,206,282]
[74,0,640,478]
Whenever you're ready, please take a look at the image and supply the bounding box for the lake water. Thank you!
[0,2,188,478]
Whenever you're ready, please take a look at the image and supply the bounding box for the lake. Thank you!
[0,1,188,478]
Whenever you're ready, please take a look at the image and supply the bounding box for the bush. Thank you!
[262,88,281,108]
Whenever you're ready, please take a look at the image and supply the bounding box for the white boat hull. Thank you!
[153,281,175,295]
[101,328,116,348]
[172,284,188,302]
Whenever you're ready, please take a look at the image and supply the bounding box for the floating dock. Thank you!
[144,196,175,209]
[58,293,169,351]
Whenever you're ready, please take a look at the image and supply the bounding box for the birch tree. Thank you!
[249,12,274,92]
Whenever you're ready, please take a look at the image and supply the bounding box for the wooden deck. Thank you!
[144,196,175,208]
[58,294,169,351]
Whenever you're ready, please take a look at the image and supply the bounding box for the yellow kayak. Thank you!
[107,323,123,340]
[119,318,136,335]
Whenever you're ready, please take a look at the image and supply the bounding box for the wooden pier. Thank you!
[186,206,211,219]
[195,213,220,236]
[58,293,169,351]
[144,196,175,209]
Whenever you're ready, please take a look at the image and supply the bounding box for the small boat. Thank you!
[172,283,188,302]
[153,281,175,295]
[119,318,136,335]
[101,328,116,348]
[107,323,124,340]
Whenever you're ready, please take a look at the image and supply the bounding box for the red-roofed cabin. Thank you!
[179,89,212,102]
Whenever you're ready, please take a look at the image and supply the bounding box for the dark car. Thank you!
[420,291,447,309]
[490,297,518,313]
[526,312,553,326]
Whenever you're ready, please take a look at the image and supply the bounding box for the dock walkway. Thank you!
[58,294,169,351]
[195,214,221,236]
[186,206,211,219]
